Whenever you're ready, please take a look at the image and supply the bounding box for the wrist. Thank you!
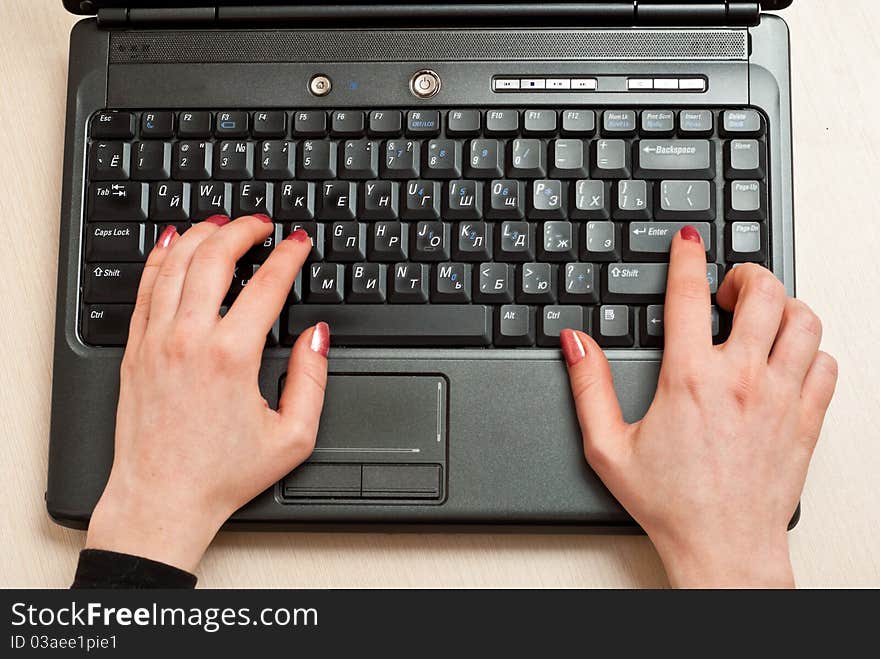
[86,479,225,574]
[652,533,794,589]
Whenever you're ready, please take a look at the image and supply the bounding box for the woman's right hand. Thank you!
[560,227,837,588]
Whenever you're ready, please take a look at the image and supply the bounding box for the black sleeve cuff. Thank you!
[71,549,198,589]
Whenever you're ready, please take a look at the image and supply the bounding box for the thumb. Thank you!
[277,322,330,459]
[560,329,629,466]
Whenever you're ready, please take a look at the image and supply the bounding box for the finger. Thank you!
[716,263,787,360]
[222,228,311,346]
[276,322,330,460]
[560,329,629,469]
[175,215,275,326]
[769,299,823,384]
[663,226,713,362]
[126,225,178,348]
[799,351,838,448]
[147,216,230,328]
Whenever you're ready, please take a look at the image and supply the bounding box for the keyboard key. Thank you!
[131,141,171,180]
[445,180,483,220]
[141,111,174,139]
[425,140,462,179]
[495,305,535,346]
[517,262,556,303]
[466,139,504,179]
[571,180,611,219]
[602,110,637,136]
[561,262,598,303]
[403,180,442,220]
[640,303,723,347]
[192,181,232,220]
[625,222,713,261]
[216,141,254,179]
[485,109,519,136]
[641,110,675,136]
[152,182,191,221]
[382,140,420,179]
[340,139,379,179]
[432,262,472,303]
[613,180,652,220]
[286,305,491,346]
[497,221,533,261]
[455,221,491,261]
[722,109,764,137]
[369,221,408,261]
[348,263,387,302]
[85,223,146,262]
[725,221,767,262]
[529,180,565,219]
[446,109,481,137]
[298,140,337,179]
[635,140,714,179]
[256,140,296,179]
[591,139,630,179]
[361,180,400,220]
[603,262,719,302]
[318,181,356,220]
[726,180,767,221]
[406,110,441,136]
[368,110,403,136]
[252,111,287,138]
[84,263,144,303]
[656,180,715,220]
[390,263,429,302]
[582,221,619,261]
[523,109,558,136]
[508,138,546,178]
[215,111,249,137]
[327,222,367,262]
[539,221,576,261]
[276,181,315,220]
[82,304,134,346]
[91,111,135,139]
[412,221,450,261]
[288,222,325,261]
[550,139,588,178]
[725,139,766,179]
[89,141,130,181]
[88,182,148,222]
[235,181,274,217]
[561,110,596,136]
[293,110,327,137]
[331,110,365,137]
[245,223,284,263]
[539,305,586,347]
[595,305,634,347]
[475,262,513,303]
[488,180,525,220]
[173,141,212,180]
[306,263,345,302]
[177,111,212,138]
[679,110,714,137]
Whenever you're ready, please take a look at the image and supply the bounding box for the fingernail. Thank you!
[253,213,273,224]
[286,228,310,243]
[680,225,702,244]
[309,321,330,358]
[560,329,587,367]
[157,225,177,248]
[204,214,230,227]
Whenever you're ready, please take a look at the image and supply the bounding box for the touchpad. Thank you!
[279,374,447,501]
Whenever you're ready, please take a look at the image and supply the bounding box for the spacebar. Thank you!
[285,305,492,347]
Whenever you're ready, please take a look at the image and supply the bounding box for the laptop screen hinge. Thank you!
[636,2,760,27]
[97,7,218,28]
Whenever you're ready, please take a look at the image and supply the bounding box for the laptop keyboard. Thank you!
[82,108,769,349]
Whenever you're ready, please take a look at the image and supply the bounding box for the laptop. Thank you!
[49,0,795,530]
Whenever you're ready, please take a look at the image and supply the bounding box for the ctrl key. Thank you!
[82,305,134,346]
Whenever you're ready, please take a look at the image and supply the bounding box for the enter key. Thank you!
[625,222,714,261]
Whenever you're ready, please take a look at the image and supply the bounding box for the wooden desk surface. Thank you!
[2,0,878,588]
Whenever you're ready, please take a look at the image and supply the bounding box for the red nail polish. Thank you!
[253,213,273,224]
[157,225,177,248]
[286,228,310,243]
[309,321,330,357]
[204,214,230,227]
[680,225,702,244]
[560,329,587,367]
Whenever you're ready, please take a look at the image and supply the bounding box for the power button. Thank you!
[410,70,441,99]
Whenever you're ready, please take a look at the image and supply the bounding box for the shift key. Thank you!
[84,263,144,303]
[604,262,719,302]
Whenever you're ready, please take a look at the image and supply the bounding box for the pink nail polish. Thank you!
[286,228,310,243]
[253,213,273,224]
[680,225,702,244]
[309,321,330,357]
[560,329,587,367]
[157,225,177,248]
[204,214,230,227]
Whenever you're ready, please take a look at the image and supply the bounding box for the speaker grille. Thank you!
[109,29,749,63]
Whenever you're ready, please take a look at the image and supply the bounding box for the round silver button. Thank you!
[410,70,441,99]
[309,74,332,97]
